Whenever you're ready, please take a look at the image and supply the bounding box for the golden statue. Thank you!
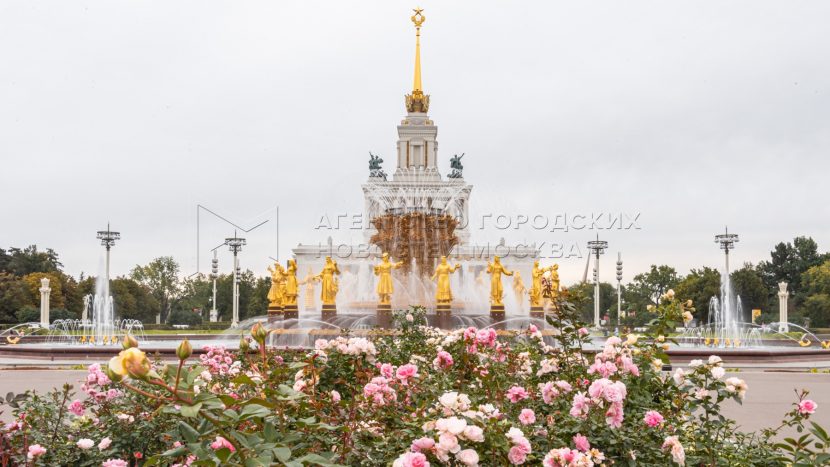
[529,260,552,308]
[283,259,299,307]
[486,256,514,306]
[512,271,527,309]
[547,263,561,301]
[374,253,403,305]
[299,266,319,311]
[431,256,460,304]
[267,261,286,308]
[316,256,341,306]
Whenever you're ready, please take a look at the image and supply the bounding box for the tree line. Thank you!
[2,235,829,328]
[0,247,268,325]
[567,236,830,328]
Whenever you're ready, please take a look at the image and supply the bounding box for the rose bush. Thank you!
[0,296,828,466]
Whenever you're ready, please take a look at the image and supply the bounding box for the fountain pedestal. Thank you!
[529,306,544,319]
[283,304,298,320]
[377,304,392,328]
[322,303,337,320]
[267,305,283,323]
[490,304,505,319]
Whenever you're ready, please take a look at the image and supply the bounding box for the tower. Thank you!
[362,9,472,244]
[395,8,440,182]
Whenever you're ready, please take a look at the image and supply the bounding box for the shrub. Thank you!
[0,295,827,466]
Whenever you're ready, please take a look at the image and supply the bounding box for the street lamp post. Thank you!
[96,223,120,289]
[587,235,608,328]
[616,253,623,330]
[210,251,219,323]
[226,235,246,327]
[714,226,739,276]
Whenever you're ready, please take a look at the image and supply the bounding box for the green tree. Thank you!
[675,267,721,323]
[131,257,181,323]
[0,273,32,323]
[110,277,160,323]
[175,274,213,320]
[566,281,617,325]
[2,245,62,276]
[730,264,769,323]
[623,265,680,313]
[21,272,66,310]
[801,260,830,328]
[757,236,828,302]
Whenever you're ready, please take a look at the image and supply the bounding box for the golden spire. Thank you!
[406,8,430,113]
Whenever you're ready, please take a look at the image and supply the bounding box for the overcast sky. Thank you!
[1,1,828,284]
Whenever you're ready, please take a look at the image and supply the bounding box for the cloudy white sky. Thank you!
[1,1,828,284]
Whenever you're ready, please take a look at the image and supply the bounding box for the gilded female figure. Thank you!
[316,256,340,305]
[486,256,514,306]
[374,253,403,305]
[431,256,461,304]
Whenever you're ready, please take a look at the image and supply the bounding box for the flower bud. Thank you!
[176,339,193,361]
[239,336,251,352]
[105,359,125,382]
[122,334,139,350]
[119,347,151,380]
[657,335,666,343]
[251,322,268,345]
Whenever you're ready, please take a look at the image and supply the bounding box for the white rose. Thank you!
[710,366,725,379]
[439,392,459,409]
[463,425,485,442]
[76,438,94,449]
[456,448,480,467]
[444,416,467,435]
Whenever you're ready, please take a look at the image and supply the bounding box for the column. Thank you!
[777,282,789,333]
[39,277,51,327]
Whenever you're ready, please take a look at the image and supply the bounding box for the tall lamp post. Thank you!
[587,235,608,328]
[714,226,739,276]
[96,223,120,289]
[210,250,219,323]
[226,235,246,327]
[616,253,623,330]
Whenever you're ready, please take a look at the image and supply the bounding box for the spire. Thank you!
[405,8,430,113]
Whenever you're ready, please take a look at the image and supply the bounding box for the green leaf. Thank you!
[264,421,277,442]
[239,403,271,421]
[216,447,233,463]
[180,402,203,418]
[232,374,256,386]
[179,421,200,443]
[274,446,291,462]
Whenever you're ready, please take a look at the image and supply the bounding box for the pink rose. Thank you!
[456,448,480,466]
[573,433,591,452]
[434,351,454,369]
[27,444,47,460]
[506,386,529,403]
[798,399,818,415]
[98,437,112,450]
[644,410,665,427]
[396,364,419,385]
[411,437,436,452]
[68,399,85,416]
[508,445,528,465]
[518,408,536,425]
[101,460,128,467]
[393,451,430,467]
[210,436,236,452]
[330,390,341,403]
[379,363,395,378]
